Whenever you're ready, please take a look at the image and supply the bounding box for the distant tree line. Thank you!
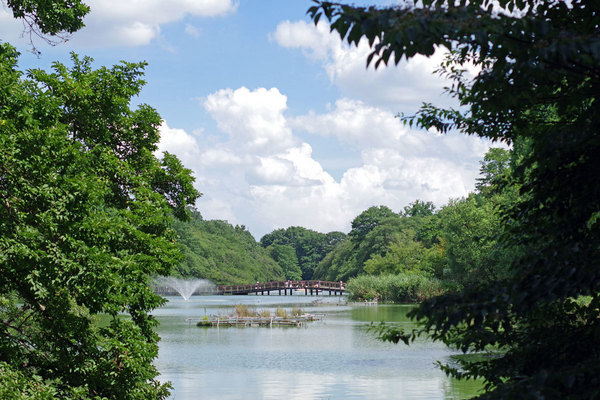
[310,146,515,300]
[170,210,284,284]
[171,145,515,302]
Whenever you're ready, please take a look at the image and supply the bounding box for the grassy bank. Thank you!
[347,273,445,303]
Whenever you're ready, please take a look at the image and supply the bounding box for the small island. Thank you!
[191,304,323,327]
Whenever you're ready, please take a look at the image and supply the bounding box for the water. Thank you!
[154,295,481,400]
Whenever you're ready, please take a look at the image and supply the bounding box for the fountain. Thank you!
[154,277,216,301]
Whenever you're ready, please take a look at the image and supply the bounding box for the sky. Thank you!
[0,0,495,239]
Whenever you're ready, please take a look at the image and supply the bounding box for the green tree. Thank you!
[402,199,435,217]
[267,244,303,280]
[171,213,284,285]
[348,205,396,243]
[5,0,89,35]
[475,148,510,194]
[3,0,90,53]
[260,226,345,280]
[363,229,425,275]
[0,46,199,399]
[314,210,430,281]
[437,194,511,288]
[310,1,600,398]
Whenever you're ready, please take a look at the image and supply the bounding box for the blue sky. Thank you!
[1,0,493,239]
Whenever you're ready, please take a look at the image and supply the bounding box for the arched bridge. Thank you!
[218,280,346,296]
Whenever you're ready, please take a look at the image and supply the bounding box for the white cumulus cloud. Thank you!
[273,20,463,113]
[204,87,298,154]
[158,85,492,238]
[0,0,238,48]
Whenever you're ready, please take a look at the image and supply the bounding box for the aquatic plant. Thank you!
[275,307,287,318]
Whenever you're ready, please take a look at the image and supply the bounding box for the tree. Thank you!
[267,244,303,281]
[171,213,285,284]
[2,0,90,53]
[475,147,511,196]
[437,194,511,288]
[348,205,396,243]
[260,226,345,280]
[0,45,200,399]
[314,210,430,281]
[363,229,425,275]
[309,1,600,398]
[402,199,435,217]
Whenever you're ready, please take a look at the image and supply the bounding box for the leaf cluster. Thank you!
[309,1,600,398]
[0,45,199,399]
[171,212,285,285]
[5,0,90,53]
[260,226,346,280]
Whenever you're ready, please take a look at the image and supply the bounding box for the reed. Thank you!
[275,306,287,318]
[234,304,257,317]
[347,273,444,303]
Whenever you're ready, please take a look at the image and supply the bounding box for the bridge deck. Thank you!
[217,280,346,296]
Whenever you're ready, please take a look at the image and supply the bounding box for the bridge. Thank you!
[153,280,347,297]
[217,280,346,296]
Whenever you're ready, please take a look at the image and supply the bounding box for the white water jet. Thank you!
[155,277,216,301]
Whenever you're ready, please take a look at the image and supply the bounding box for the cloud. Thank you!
[290,97,489,164]
[158,86,491,238]
[273,20,467,114]
[204,87,298,155]
[184,24,201,38]
[0,0,238,48]
[271,19,340,61]
[290,98,413,149]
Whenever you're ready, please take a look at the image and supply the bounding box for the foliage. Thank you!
[348,205,396,243]
[314,204,438,281]
[4,0,90,53]
[233,304,256,318]
[310,0,600,398]
[475,148,511,196]
[6,0,89,35]
[347,274,444,303]
[291,307,303,317]
[266,244,302,280]
[275,307,287,318]
[260,226,346,280]
[363,229,430,276]
[0,361,60,400]
[402,199,435,217]
[171,210,284,285]
[437,194,511,288]
[0,45,199,399]
[312,238,356,281]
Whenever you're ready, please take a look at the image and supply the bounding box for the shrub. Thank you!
[347,273,444,303]
[275,306,287,318]
[234,304,256,317]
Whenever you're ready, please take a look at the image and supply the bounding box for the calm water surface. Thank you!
[154,295,481,400]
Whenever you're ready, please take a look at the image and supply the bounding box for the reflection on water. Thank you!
[154,295,481,400]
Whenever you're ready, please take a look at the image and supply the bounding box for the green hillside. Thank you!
[171,211,284,284]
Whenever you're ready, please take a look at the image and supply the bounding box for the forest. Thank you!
[171,145,514,305]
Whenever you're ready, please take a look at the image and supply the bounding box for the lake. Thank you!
[154,295,481,400]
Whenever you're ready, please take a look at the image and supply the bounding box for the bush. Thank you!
[347,273,444,303]
[291,307,303,316]
[275,306,287,318]
[234,304,256,317]
[259,309,272,318]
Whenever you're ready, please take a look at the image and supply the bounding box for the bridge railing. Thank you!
[217,280,345,295]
